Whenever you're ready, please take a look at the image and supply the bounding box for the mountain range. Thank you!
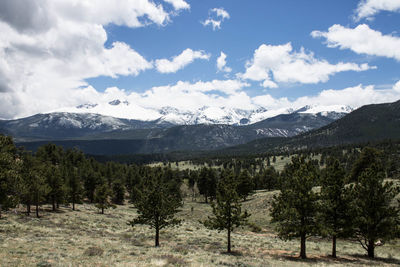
[221,99,400,156]
[0,104,352,154]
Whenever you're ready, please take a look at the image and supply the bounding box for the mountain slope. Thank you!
[13,112,340,155]
[222,100,400,155]
[0,113,172,142]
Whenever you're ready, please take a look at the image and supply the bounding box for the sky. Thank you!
[0,0,400,120]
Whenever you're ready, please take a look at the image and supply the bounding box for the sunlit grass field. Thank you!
[1,190,399,266]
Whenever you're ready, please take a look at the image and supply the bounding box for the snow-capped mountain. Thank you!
[58,99,353,126]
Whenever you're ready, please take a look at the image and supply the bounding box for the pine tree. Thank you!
[319,158,352,258]
[67,166,84,211]
[20,153,49,218]
[0,135,21,219]
[270,156,319,259]
[203,170,250,253]
[44,163,65,211]
[349,148,400,258]
[126,167,141,204]
[112,179,125,205]
[198,167,217,203]
[94,182,115,214]
[129,171,182,247]
[236,170,253,200]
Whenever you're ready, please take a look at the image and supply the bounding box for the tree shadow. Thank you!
[349,253,400,265]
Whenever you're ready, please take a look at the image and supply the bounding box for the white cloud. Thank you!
[155,49,210,73]
[312,24,400,61]
[52,80,400,121]
[216,52,232,73]
[211,8,230,19]
[0,0,191,119]
[202,7,230,30]
[354,0,400,21]
[240,43,374,88]
[163,0,190,11]
[252,82,400,111]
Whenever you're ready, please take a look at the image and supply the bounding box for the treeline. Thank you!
[0,135,185,218]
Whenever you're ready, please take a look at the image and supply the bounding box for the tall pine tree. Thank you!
[270,156,320,259]
[203,170,250,253]
[129,170,182,247]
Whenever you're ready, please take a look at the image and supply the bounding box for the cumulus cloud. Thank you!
[202,7,230,30]
[240,43,374,88]
[52,80,400,121]
[354,0,400,21]
[0,0,191,119]
[155,49,210,73]
[312,24,400,61]
[216,52,232,73]
[163,0,190,11]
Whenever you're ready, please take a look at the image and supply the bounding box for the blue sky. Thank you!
[0,0,400,119]
[89,0,400,99]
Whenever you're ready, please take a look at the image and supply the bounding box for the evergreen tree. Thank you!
[270,156,319,259]
[94,182,115,214]
[126,167,141,204]
[349,149,400,258]
[319,158,351,258]
[129,171,182,247]
[67,166,84,211]
[198,167,217,203]
[236,170,253,200]
[112,179,125,205]
[21,153,49,218]
[203,170,250,253]
[0,135,21,218]
[44,163,65,211]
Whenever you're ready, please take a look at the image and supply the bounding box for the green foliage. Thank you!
[236,170,253,200]
[203,170,250,253]
[319,158,352,257]
[112,179,125,205]
[197,167,217,203]
[0,135,22,218]
[349,148,400,258]
[270,156,320,259]
[129,169,182,247]
[94,182,115,214]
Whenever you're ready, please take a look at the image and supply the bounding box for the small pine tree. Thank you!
[112,179,125,205]
[203,170,250,253]
[67,167,84,211]
[349,149,400,258]
[236,170,253,200]
[129,171,182,247]
[270,156,319,259]
[94,183,115,214]
[319,158,352,258]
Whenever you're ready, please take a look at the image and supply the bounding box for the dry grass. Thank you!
[1,190,399,266]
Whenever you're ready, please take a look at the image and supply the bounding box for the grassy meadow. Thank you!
[1,190,399,267]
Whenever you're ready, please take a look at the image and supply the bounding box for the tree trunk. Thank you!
[367,240,375,258]
[227,228,231,253]
[300,233,307,259]
[332,235,337,258]
[155,226,160,247]
[0,205,2,219]
[101,206,104,214]
[72,201,75,211]
[52,197,56,211]
[36,202,39,218]
[204,194,208,203]
[27,203,31,216]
